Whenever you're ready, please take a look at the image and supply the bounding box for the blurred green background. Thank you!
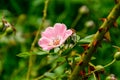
[0,0,120,80]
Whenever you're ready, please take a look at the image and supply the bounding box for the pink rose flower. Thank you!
[38,23,72,50]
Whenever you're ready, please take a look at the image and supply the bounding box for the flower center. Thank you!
[53,39,60,45]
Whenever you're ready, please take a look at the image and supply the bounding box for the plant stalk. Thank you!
[69,1,120,80]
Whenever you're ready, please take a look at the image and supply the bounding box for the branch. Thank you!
[69,1,120,80]
[26,0,49,80]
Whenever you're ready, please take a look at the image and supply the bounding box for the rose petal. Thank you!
[60,29,72,44]
[38,37,50,47]
[42,27,56,39]
[43,46,54,50]
[54,23,67,37]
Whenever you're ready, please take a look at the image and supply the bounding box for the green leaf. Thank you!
[44,72,56,79]
[91,56,96,60]
[32,48,49,56]
[79,34,94,43]
[34,50,49,55]
[17,52,31,57]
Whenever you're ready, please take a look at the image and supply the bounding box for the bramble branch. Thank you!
[69,1,120,80]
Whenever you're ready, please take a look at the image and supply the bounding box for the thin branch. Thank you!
[26,0,49,80]
[33,61,65,80]
[69,1,120,80]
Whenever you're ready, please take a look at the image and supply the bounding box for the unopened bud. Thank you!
[106,74,117,80]
[79,5,89,14]
[95,65,104,71]
[85,20,95,28]
[114,52,120,61]
[5,26,13,35]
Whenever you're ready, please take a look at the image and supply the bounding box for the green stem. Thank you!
[69,1,120,80]
[93,72,97,80]
[26,0,49,80]
[84,59,116,79]
[104,59,116,68]
[71,13,82,28]
[33,61,65,80]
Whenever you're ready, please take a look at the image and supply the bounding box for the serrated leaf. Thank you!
[17,52,31,57]
[79,34,94,43]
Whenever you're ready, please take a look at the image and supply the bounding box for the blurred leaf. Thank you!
[91,56,96,60]
[17,52,31,57]
[44,72,56,79]
[79,34,95,43]
[56,57,66,62]
[34,50,49,56]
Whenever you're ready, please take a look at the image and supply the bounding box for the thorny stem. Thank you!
[69,1,120,80]
[26,0,49,80]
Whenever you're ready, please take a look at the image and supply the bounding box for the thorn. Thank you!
[115,0,119,4]
[81,44,89,50]
[98,28,104,32]
[79,70,86,76]
[79,61,83,65]
[113,22,118,28]
[104,31,111,42]
[99,18,107,22]
[88,65,95,73]
[71,28,76,34]
[93,40,98,47]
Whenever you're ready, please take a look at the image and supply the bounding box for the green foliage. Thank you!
[0,0,120,80]
[79,34,94,43]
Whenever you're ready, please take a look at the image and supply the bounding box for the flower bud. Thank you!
[95,65,104,71]
[114,52,120,61]
[5,26,13,35]
[79,5,89,14]
[105,74,117,80]
[85,20,95,28]
[0,22,3,31]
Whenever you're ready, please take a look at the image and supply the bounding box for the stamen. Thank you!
[53,39,60,45]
